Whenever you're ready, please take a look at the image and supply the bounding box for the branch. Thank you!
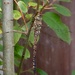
[40,1,49,13]
[36,0,40,12]
[0,54,3,60]
[40,0,57,13]
[13,30,27,35]
[0,68,6,71]
[49,0,57,6]
[21,68,33,74]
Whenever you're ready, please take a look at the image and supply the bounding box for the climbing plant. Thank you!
[0,0,71,75]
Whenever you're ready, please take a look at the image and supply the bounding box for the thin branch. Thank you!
[0,68,3,71]
[40,1,49,13]
[44,7,56,10]
[13,30,27,35]
[21,68,33,73]
[0,68,4,71]
[0,54,3,60]
[14,0,28,33]
[0,68,7,71]
[36,0,40,12]
[40,0,57,13]
[49,0,57,6]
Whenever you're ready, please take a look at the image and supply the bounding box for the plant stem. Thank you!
[0,54,3,60]
[40,0,56,13]
[21,68,33,74]
[36,0,40,12]
[40,1,49,13]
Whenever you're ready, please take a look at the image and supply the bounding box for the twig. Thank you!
[21,68,33,73]
[36,0,40,12]
[14,0,28,33]
[40,0,57,13]
[0,54,3,60]
[0,68,3,71]
[13,30,27,35]
[40,1,49,13]
[0,68,6,71]
[49,0,57,6]
[44,7,56,10]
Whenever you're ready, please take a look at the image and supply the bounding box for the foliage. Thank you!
[13,10,21,20]
[53,4,71,16]
[0,0,71,75]
[36,68,48,75]
[42,12,71,44]
[0,44,3,51]
[18,1,28,13]
[72,70,75,75]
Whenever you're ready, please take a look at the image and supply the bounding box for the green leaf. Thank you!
[53,4,71,16]
[36,68,48,75]
[0,12,2,19]
[13,10,21,20]
[14,24,22,45]
[21,21,32,31]
[14,44,23,67]
[0,28,2,34]
[42,12,71,44]
[22,0,30,4]
[58,0,71,2]
[0,8,2,11]
[0,0,2,8]
[24,49,30,59]
[29,28,39,44]
[0,60,3,65]
[25,14,32,20]
[28,42,32,47]
[72,70,75,75]
[15,44,30,59]
[14,52,21,59]
[0,44,3,51]
[29,2,37,7]
[15,73,17,75]
[14,58,20,67]
[29,30,34,44]
[28,2,43,10]
[14,44,24,57]
[18,1,28,13]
